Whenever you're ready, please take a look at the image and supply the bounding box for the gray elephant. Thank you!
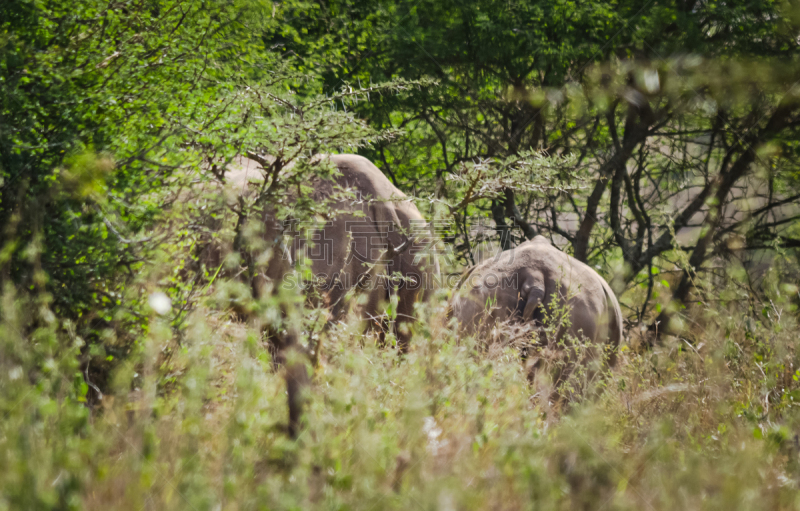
[213,153,438,352]
[451,236,622,373]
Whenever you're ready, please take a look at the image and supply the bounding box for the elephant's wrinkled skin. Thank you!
[452,236,622,364]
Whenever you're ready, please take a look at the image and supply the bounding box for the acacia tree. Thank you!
[273,0,800,333]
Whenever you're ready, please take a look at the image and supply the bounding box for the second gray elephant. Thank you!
[451,236,622,365]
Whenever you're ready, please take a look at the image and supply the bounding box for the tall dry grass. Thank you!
[2,265,800,510]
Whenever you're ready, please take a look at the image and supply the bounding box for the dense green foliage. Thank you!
[0,0,401,370]
[2,0,800,509]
